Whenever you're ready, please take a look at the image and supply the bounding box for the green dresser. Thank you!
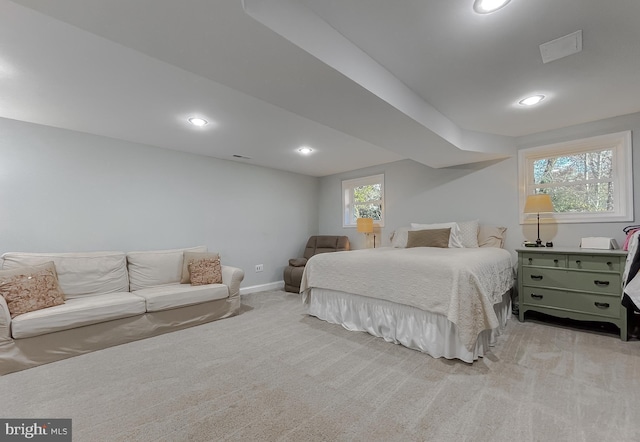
[517,247,628,340]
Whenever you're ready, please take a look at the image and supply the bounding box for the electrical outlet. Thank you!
[255,264,264,272]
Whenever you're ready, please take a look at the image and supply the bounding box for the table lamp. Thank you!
[523,194,555,247]
[357,217,376,248]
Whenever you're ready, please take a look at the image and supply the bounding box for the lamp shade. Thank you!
[524,194,554,214]
[356,217,374,233]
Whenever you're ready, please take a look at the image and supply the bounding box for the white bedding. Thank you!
[300,247,513,351]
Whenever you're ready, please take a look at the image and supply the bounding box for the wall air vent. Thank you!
[540,30,583,64]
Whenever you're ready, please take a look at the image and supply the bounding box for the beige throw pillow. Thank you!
[410,222,463,248]
[406,228,451,248]
[188,256,222,286]
[0,261,65,318]
[181,251,220,283]
[478,225,507,248]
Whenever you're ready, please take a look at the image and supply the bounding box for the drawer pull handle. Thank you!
[553,259,559,264]
[607,261,612,266]
[530,275,543,281]
[530,293,543,300]
[528,258,532,264]
[594,280,610,287]
[594,302,610,309]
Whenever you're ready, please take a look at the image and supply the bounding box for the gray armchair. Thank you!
[284,235,350,293]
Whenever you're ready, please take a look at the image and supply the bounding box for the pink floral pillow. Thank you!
[188,257,222,286]
[0,262,65,318]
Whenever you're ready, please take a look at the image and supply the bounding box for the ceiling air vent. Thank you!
[540,30,583,64]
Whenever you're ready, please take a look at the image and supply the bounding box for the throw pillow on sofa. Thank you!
[0,261,65,318]
[188,255,222,286]
[180,251,220,284]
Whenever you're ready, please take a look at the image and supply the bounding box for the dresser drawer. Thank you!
[564,271,621,295]
[520,287,621,319]
[521,253,565,268]
[523,267,620,295]
[567,255,622,272]
[522,267,566,288]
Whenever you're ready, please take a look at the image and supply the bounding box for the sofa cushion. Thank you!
[0,262,65,318]
[132,283,229,312]
[180,251,220,284]
[1,252,129,298]
[127,246,206,291]
[11,292,146,339]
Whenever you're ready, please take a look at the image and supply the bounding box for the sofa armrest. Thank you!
[0,295,12,341]
[288,258,307,267]
[221,265,244,299]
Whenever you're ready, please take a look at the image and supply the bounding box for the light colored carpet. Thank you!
[1,290,639,442]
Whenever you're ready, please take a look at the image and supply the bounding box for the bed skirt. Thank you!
[304,288,511,363]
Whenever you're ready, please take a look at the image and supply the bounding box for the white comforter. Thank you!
[300,247,513,350]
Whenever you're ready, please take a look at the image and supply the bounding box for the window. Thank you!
[342,174,384,227]
[519,131,633,223]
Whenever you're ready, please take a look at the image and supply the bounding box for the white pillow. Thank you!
[410,222,463,248]
[456,220,480,248]
[390,227,411,248]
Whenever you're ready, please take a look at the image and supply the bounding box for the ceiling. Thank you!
[2,0,640,177]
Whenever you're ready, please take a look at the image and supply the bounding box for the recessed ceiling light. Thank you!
[188,117,208,127]
[473,0,511,14]
[298,146,313,155]
[519,95,546,106]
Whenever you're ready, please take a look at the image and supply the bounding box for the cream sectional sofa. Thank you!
[0,247,244,375]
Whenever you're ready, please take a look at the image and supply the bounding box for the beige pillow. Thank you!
[188,256,222,286]
[0,262,65,318]
[478,225,507,248]
[410,222,463,248]
[406,228,451,248]
[181,251,220,283]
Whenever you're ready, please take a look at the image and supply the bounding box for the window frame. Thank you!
[518,131,633,224]
[342,174,385,228]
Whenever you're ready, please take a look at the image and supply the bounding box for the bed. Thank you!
[300,244,514,363]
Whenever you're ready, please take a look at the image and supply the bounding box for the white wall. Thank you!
[319,112,640,257]
[3,110,639,289]
[0,117,320,288]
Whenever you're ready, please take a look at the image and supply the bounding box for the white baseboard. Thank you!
[240,280,284,295]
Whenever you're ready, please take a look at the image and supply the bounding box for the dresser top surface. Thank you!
[516,247,627,256]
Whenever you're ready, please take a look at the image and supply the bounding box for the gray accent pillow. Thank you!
[406,228,451,248]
